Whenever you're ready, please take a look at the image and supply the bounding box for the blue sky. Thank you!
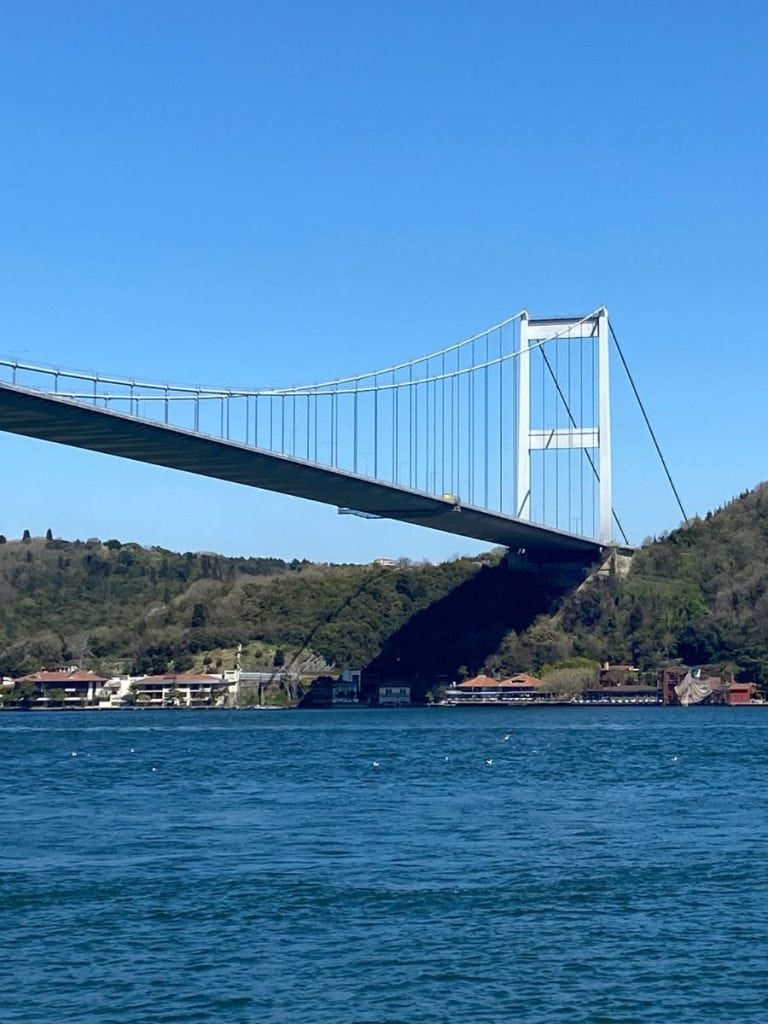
[1,1,766,561]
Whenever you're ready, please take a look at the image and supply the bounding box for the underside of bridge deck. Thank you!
[0,382,613,564]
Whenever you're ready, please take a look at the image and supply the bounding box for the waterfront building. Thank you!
[130,672,229,707]
[444,673,552,704]
[582,685,662,704]
[17,668,109,705]
[333,669,362,704]
[599,662,640,686]
[727,682,757,705]
[376,684,411,706]
[98,674,135,708]
[661,666,760,706]
[237,669,300,705]
[661,667,691,704]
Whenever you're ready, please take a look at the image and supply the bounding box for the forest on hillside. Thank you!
[3,485,768,687]
[0,532,503,680]
[487,484,768,684]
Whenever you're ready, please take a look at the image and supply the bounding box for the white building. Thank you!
[130,673,229,707]
[377,684,411,706]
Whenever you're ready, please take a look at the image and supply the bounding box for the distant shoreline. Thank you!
[1,701,765,713]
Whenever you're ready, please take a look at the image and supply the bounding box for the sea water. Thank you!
[1,707,767,1023]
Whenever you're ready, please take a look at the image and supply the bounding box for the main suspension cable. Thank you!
[608,321,689,525]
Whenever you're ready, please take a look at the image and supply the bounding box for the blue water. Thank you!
[2,707,768,1023]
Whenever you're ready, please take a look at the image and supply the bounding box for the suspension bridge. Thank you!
[0,307,683,563]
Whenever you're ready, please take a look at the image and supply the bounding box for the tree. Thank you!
[165,684,183,706]
[12,679,40,706]
[45,528,53,541]
[540,667,597,697]
[22,530,31,543]
[675,622,723,665]
[273,648,285,668]
[191,603,206,628]
[0,535,6,544]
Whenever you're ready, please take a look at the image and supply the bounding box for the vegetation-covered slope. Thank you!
[0,533,508,678]
[485,485,768,683]
[4,485,768,687]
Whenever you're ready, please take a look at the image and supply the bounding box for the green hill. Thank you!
[351,484,768,688]
[484,484,768,684]
[0,534,513,681]
[4,486,768,691]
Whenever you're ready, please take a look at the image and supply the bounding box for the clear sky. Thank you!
[1,1,766,561]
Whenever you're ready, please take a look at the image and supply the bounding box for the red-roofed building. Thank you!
[727,682,757,705]
[17,669,109,705]
[444,673,553,704]
[599,663,640,687]
[131,672,229,707]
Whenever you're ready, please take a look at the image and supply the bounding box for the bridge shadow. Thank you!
[282,567,398,701]
[361,557,591,701]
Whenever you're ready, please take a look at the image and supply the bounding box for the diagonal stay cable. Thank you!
[538,345,629,545]
[608,321,688,525]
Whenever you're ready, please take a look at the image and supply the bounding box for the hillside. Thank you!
[0,534,523,681]
[483,484,768,684]
[4,486,768,690]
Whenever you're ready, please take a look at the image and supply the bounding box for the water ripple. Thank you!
[1,707,768,1022]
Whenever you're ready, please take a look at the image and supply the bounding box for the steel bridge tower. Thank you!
[516,308,612,544]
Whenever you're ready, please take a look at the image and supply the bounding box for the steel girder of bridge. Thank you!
[0,309,627,564]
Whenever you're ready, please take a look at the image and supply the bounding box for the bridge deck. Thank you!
[0,382,608,561]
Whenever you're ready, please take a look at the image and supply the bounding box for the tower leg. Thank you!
[516,312,530,519]
[597,308,612,544]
